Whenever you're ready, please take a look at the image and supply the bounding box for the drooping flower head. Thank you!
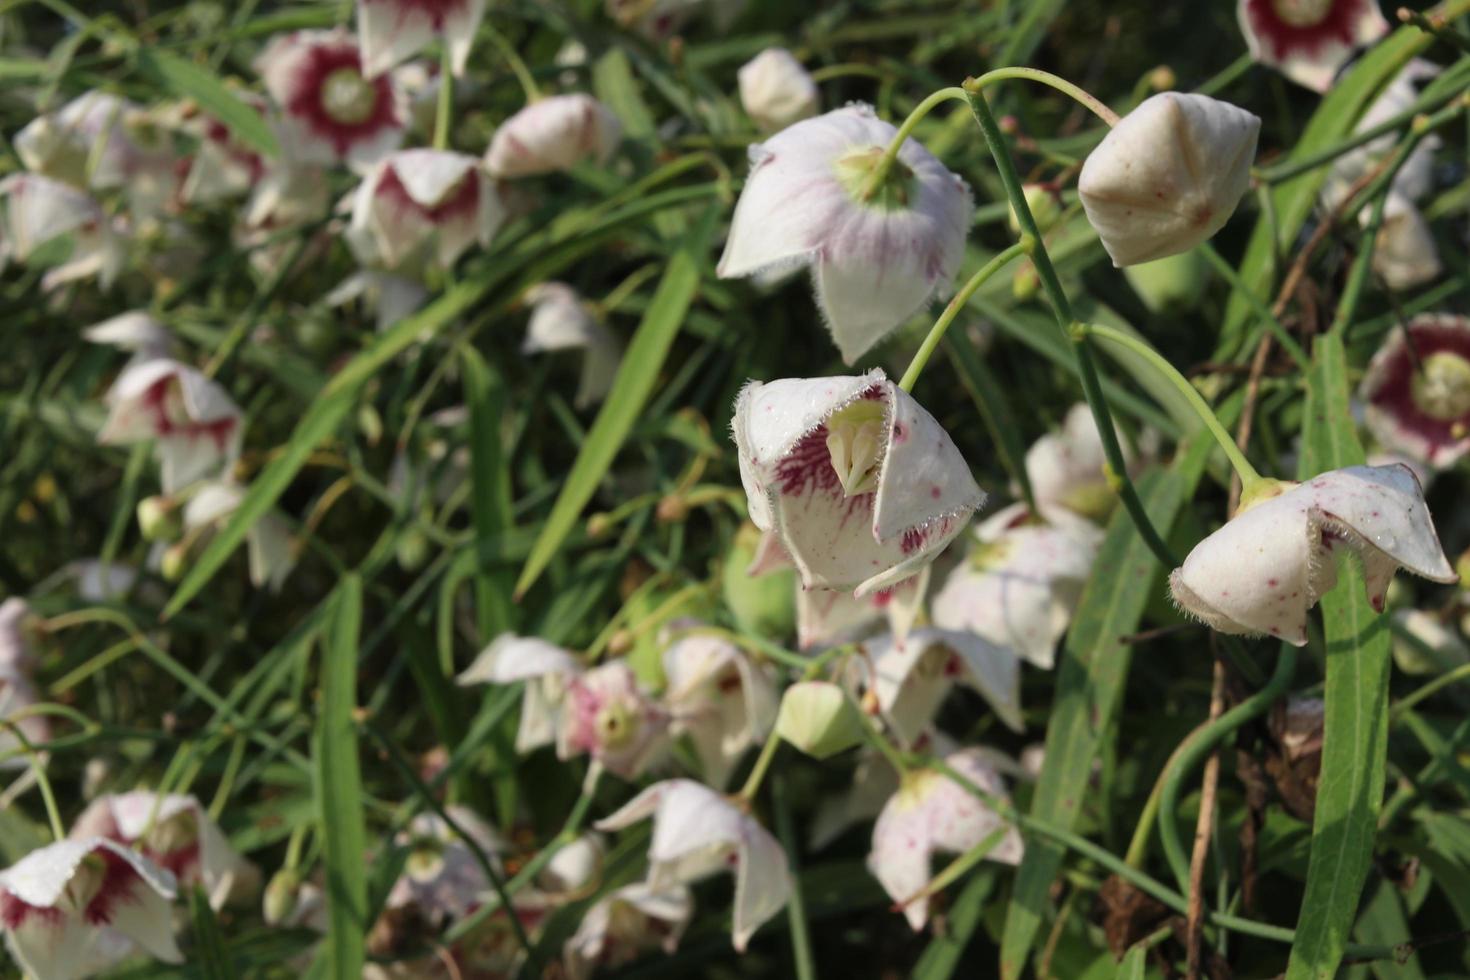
[256,29,406,171]
[0,838,181,980]
[97,359,243,494]
[484,94,622,179]
[179,481,296,591]
[346,148,504,272]
[594,779,791,952]
[0,174,127,291]
[457,634,582,753]
[1370,194,1441,293]
[732,369,984,597]
[859,628,1024,744]
[1078,93,1260,266]
[1360,315,1470,468]
[563,881,691,979]
[1026,402,1133,522]
[718,104,972,363]
[1237,0,1389,92]
[521,283,623,409]
[1170,464,1455,645]
[385,807,504,924]
[558,662,670,779]
[869,748,1023,930]
[356,0,488,78]
[661,625,778,788]
[738,48,820,132]
[84,312,176,361]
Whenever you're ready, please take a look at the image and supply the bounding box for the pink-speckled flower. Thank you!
[456,633,582,753]
[356,0,487,78]
[1360,315,1470,468]
[70,792,254,911]
[931,503,1102,669]
[796,569,928,651]
[0,174,127,291]
[594,779,791,952]
[559,662,669,779]
[521,283,623,409]
[0,599,50,773]
[484,94,622,179]
[868,748,1023,930]
[717,104,972,363]
[346,148,504,271]
[732,369,984,597]
[97,359,243,494]
[0,838,181,980]
[1237,0,1388,92]
[661,625,777,788]
[385,807,504,924]
[256,29,406,170]
[1025,402,1133,522]
[859,627,1024,744]
[563,881,691,979]
[1170,464,1455,645]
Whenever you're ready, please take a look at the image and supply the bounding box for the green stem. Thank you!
[967,67,1120,127]
[0,720,63,840]
[1157,647,1297,894]
[483,23,540,103]
[738,730,782,802]
[1195,52,1255,98]
[1392,660,1470,721]
[899,241,1026,392]
[1081,323,1265,491]
[1198,243,1310,370]
[432,46,453,150]
[809,63,892,84]
[859,86,967,201]
[772,773,817,980]
[963,85,1178,567]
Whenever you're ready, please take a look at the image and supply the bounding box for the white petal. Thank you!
[738,48,820,132]
[456,633,580,685]
[485,95,622,178]
[357,0,441,79]
[731,818,790,951]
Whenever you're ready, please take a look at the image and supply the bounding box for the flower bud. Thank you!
[263,868,302,926]
[721,524,796,640]
[774,681,864,759]
[395,526,429,571]
[160,542,190,583]
[1008,184,1062,236]
[738,48,819,132]
[1122,248,1208,314]
[137,495,181,542]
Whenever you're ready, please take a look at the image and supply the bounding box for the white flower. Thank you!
[346,149,504,272]
[181,481,296,591]
[386,807,504,924]
[83,312,175,361]
[1360,314,1470,468]
[558,662,670,779]
[1237,0,1389,93]
[0,837,181,980]
[521,283,623,409]
[595,779,791,952]
[1078,92,1260,266]
[0,174,127,291]
[256,29,406,171]
[356,0,487,78]
[738,48,819,131]
[732,369,984,596]
[1392,608,1470,676]
[1025,402,1131,522]
[1169,464,1456,645]
[325,269,428,331]
[661,626,777,788]
[178,95,271,206]
[69,792,254,912]
[931,503,1102,669]
[796,570,928,651]
[563,881,691,979]
[97,359,243,494]
[859,627,1024,744]
[1370,193,1440,292]
[237,160,332,279]
[59,561,138,603]
[717,104,972,363]
[538,833,604,896]
[868,748,1023,930]
[456,634,581,753]
[1323,59,1441,213]
[484,94,622,179]
[0,600,49,773]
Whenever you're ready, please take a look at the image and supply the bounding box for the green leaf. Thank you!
[513,209,715,598]
[315,576,368,980]
[187,886,237,980]
[998,438,1213,979]
[461,348,517,639]
[1285,334,1388,980]
[136,49,279,157]
[912,868,997,980]
[1114,944,1147,980]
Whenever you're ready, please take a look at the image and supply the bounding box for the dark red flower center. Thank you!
[376,164,480,225]
[1244,0,1363,59]
[140,376,237,452]
[1367,320,1470,462]
[286,42,400,157]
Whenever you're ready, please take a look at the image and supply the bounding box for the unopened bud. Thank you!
[160,542,190,582]
[775,681,865,759]
[587,513,613,538]
[607,629,633,657]
[1012,261,1040,300]
[1009,184,1062,236]
[137,495,182,543]
[263,869,301,926]
[395,527,428,571]
[1148,65,1176,92]
[656,495,689,522]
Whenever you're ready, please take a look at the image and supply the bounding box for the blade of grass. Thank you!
[187,886,237,980]
[461,347,517,639]
[136,49,278,156]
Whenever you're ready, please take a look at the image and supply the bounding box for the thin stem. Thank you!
[899,241,1026,391]
[432,46,453,150]
[809,63,892,84]
[482,23,540,103]
[966,67,1121,127]
[859,86,967,201]
[772,773,817,980]
[0,720,63,840]
[738,731,782,801]
[963,86,1177,567]
[1392,660,1470,721]
[1081,323,1265,491]
[1197,243,1309,370]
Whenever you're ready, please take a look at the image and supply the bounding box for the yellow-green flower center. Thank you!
[1410,351,1470,422]
[596,700,636,749]
[1270,0,1332,27]
[321,67,377,125]
[833,147,914,211]
[825,400,887,497]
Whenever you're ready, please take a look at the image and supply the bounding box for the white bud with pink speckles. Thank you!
[1169,464,1455,646]
[868,748,1022,931]
[737,48,819,132]
[731,369,984,597]
[484,94,622,179]
[1079,92,1259,266]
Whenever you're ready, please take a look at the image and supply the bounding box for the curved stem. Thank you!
[1081,323,1265,491]
[860,86,967,201]
[810,63,892,84]
[432,46,454,150]
[482,23,540,103]
[966,67,1120,127]
[738,730,782,801]
[0,719,63,840]
[963,86,1177,567]
[899,241,1027,391]
[1392,660,1470,721]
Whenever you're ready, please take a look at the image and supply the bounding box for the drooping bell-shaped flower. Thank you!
[256,29,406,171]
[1169,464,1456,645]
[1360,315,1470,468]
[868,748,1023,931]
[346,149,504,273]
[457,633,582,753]
[97,359,243,493]
[796,569,928,651]
[1078,92,1260,266]
[385,807,504,924]
[538,833,604,897]
[732,369,984,596]
[738,48,819,132]
[558,661,670,779]
[356,0,487,78]
[484,94,622,179]
[237,160,332,279]
[809,745,903,849]
[718,104,972,363]
[1237,0,1388,93]
[931,503,1102,669]
[180,481,296,591]
[69,792,254,912]
[1322,59,1441,215]
[858,627,1024,744]
[594,779,791,952]
[660,625,778,789]
[325,268,429,332]
[0,599,50,773]
[1025,402,1132,522]
[176,95,271,206]
[0,175,127,291]
[520,283,623,409]
[0,837,181,980]
[1370,194,1441,293]
[84,312,176,362]
[563,881,691,979]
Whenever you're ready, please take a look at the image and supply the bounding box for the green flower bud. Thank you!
[263,868,301,926]
[160,542,190,583]
[1122,248,1208,314]
[721,524,796,641]
[775,681,864,759]
[1008,184,1062,236]
[136,495,181,543]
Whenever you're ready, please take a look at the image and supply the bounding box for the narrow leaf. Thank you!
[136,49,279,157]
[187,886,237,980]
[461,347,517,638]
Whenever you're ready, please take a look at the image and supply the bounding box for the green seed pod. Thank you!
[775,681,865,759]
[721,523,796,641]
[136,495,181,543]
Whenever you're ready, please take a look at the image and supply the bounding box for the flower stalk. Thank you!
[898,240,1027,392]
[859,86,966,201]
